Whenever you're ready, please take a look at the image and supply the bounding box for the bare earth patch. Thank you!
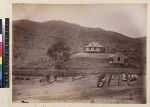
[13,74,146,103]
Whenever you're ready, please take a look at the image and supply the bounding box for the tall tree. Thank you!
[47,40,70,70]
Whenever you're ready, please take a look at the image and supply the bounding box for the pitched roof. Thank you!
[84,42,103,48]
[110,52,128,58]
[71,53,113,59]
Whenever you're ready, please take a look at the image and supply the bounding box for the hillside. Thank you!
[13,20,146,67]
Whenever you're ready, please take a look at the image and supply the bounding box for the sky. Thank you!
[13,4,147,38]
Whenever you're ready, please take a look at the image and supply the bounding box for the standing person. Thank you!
[107,74,113,87]
[97,73,106,88]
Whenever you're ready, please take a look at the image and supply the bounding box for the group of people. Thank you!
[97,73,138,88]
[97,73,111,88]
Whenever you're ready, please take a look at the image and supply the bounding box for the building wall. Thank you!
[85,47,105,53]
[111,54,128,64]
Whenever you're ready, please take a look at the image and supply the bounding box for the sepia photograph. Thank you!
[12,4,147,103]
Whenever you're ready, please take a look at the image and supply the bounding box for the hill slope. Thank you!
[13,20,146,67]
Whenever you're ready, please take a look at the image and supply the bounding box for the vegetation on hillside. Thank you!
[13,20,146,67]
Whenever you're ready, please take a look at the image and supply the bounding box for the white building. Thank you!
[84,42,105,53]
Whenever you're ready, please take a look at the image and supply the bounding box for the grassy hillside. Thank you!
[13,20,146,68]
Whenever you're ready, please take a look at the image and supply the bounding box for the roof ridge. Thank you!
[84,42,103,47]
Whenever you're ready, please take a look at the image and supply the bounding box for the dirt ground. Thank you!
[12,72,146,103]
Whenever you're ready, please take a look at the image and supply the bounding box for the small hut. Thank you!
[110,52,128,65]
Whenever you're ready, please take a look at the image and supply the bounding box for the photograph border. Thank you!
[11,0,150,107]
[1,0,150,107]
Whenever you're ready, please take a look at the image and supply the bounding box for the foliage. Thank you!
[47,40,70,70]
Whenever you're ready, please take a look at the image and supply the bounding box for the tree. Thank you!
[47,40,70,71]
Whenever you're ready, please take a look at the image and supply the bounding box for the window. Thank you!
[117,57,120,61]
[94,47,96,50]
[89,47,91,50]
[110,58,113,63]
[124,59,126,63]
